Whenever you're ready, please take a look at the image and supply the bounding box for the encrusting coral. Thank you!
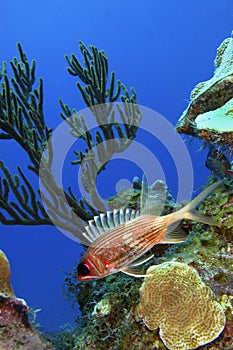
[0,250,54,349]
[176,32,233,147]
[136,262,226,350]
[0,250,15,297]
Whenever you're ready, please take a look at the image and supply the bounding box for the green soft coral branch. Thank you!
[59,41,141,210]
[60,40,140,149]
[0,161,50,225]
[0,41,141,232]
[0,43,95,228]
[0,46,51,170]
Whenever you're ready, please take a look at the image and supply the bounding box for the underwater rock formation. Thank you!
[0,250,15,297]
[136,262,226,350]
[176,32,233,147]
[0,250,54,349]
[0,296,54,350]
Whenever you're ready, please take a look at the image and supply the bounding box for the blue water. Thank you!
[0,0,233,331]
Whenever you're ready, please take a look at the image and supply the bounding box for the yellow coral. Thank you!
[136,262,225,350]
[0,250,15,297]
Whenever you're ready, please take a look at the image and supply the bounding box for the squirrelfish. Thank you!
[77,179,223,281]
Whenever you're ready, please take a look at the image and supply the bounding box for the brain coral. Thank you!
[0,250,14,297]
[136,262,226,350]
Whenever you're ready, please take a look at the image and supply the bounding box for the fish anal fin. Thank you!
[129,252,154,267]
[161,228,188,244]
[121,266,152,278]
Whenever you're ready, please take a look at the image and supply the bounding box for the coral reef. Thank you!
[0,296,55,350]
[0,250,54,349]
[176,32,233,147]
[0,39,232,349]
[136,262,225,350]
[51,179,233,350]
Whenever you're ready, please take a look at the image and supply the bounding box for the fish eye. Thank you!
[77,263,90,276]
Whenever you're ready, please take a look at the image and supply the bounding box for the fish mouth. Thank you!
[77,274,102,281]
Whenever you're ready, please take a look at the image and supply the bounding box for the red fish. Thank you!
[77,180,223,281]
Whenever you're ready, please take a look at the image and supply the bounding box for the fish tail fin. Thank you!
[178,180,224,227]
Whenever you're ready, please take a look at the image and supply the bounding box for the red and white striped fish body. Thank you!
[77,180,223,281]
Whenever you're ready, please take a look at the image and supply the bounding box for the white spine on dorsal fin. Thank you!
[125,208,131,221]
[113,209,120,226]
[81,207,140,244]
[119,208,126,224]
[130,209,138,220]
[82,225,97,243]
[99,213,108,229]
[107,211,114,228]
[94,215,106,234]
[89,220,101,239]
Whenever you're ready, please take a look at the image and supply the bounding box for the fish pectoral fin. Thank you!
[129,252,154,267]
[161,227,188,244]
[121,265,152,278]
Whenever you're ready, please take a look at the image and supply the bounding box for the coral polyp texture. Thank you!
[0,250,15,297]
[136,262,226,350]
[176,32,233,146]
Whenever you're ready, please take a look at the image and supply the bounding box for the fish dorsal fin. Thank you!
[139,175,148,213]
[140,176,167,216]
[82,207,140,244]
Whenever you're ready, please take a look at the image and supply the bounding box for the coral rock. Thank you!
[136,262,226,350]
[0,250,54,349]
[176,32,233,146]
[0,250,15,297]
[0,295,55,350]
[92,298,111,317]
